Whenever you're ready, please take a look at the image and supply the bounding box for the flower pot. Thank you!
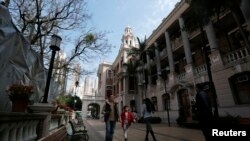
[12,100,29,112]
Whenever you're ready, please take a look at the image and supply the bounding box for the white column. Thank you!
[179,16,192,64]
[154,42,162,78]
[164,31,175,72]
[205,21,218,51]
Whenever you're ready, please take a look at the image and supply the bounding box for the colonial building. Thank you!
[111,26,141,112]
[142,0,250,123]
[98,0,250,123]
[53,51,68,95]
[69,63,81,94]
[96,27,141,115]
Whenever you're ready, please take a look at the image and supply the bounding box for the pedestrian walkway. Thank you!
[84,119,205,141]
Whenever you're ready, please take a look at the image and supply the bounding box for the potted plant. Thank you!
[6,84,34,112]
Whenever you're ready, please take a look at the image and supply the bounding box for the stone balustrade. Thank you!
[176,72,186,82]
[194,64,207,76]
[223,47,250,65]
[0,112,47,141]
[0,110,72,141]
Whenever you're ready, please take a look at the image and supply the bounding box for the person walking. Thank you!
[102,94,119,141]
[195,83,214,141]
[141,98,157,141]
[120,105,136,141]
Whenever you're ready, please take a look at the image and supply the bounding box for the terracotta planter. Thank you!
[11,100,29,112]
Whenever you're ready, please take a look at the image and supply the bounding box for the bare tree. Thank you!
[7,0,111,75]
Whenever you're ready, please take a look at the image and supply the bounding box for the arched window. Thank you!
[162,93,170,111]
[151,96,158,111]
[229,71,250,104]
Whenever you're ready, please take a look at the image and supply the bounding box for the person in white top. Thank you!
[141,98,157,141]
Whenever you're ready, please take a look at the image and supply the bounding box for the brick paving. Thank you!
[84,119,205,141]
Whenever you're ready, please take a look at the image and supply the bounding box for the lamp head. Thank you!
[50,34,62,51]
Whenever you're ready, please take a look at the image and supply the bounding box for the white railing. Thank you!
[194,64,207,76]
[0,112,47,141]
[223,47,250,65]
[0,111,72,141]
[176,72,186,81]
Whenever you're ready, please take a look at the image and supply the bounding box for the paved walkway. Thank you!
[84,119,205,141]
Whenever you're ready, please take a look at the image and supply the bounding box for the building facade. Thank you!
[143,0,250,123]
[98,0,250,123]
[69,63,81,95]
[97,27,142,114]
[53,51,68,96]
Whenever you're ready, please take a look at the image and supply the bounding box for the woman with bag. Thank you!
[141,98,157,141]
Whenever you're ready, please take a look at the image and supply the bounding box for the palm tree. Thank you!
[126,37,148,98]
[122,59,140,94]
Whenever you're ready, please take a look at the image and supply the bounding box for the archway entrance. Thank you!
[87,103,100,119]
[177,89,191,122]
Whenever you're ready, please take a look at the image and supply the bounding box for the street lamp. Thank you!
[73,81,79,110]
[42,35,62,103]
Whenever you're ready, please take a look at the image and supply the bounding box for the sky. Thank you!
[87,0,180,64]
[67,0,180,87]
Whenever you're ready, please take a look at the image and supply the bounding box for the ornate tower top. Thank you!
[121,26,138,48]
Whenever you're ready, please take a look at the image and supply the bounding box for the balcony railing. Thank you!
[194,64,207,76]
[176,72,186,82]
[223,47,250,65]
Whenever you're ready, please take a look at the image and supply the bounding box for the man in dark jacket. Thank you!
[102,94,119,141]
[196,83,214,141]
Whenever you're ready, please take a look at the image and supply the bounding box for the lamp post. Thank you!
[42,35,62,103]
[73,81,79,110]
